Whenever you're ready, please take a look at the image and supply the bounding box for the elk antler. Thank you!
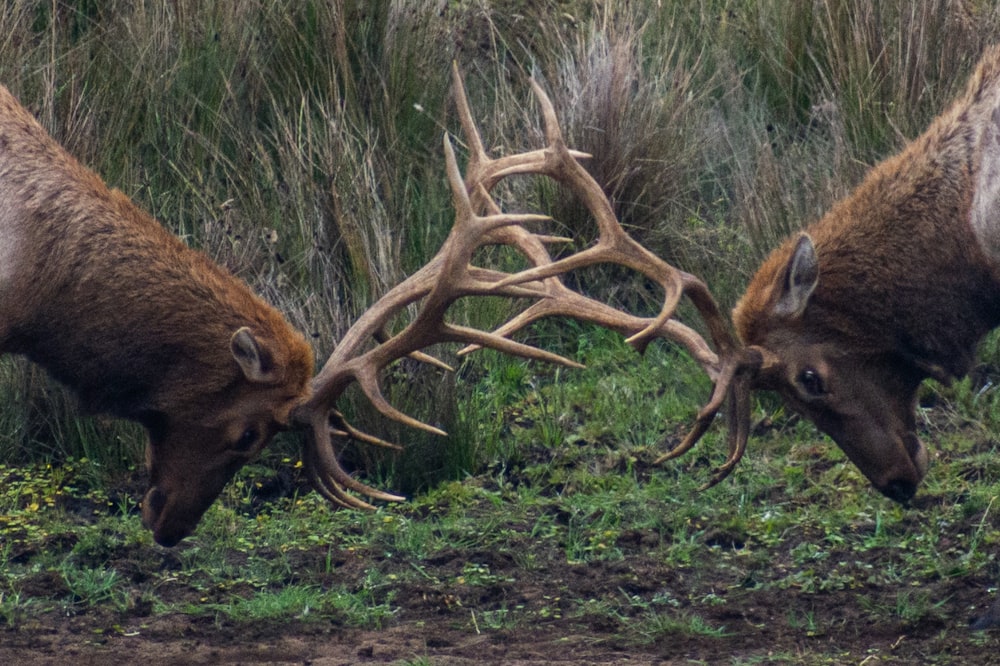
[293,64,756,507]
[452,69,763,490]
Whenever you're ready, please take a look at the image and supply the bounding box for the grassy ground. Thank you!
[2,341,1000,663]
[4,1,1000,662]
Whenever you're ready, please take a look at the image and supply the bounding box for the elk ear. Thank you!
[773,233,819,318]
[230,327,280,383]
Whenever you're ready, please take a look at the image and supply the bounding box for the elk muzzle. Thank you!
[872,431,928,504]
[838,428,928,505]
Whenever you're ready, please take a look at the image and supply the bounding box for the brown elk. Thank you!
[686,47,1000,498]
[0,65,739,548]
[0,84,316,547]
[658,47,1000,628]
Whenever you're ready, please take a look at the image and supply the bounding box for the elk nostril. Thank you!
[143,487,167,520]
[880,479,916,505]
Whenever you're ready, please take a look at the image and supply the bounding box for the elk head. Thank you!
[731,233,933,503]
[139,324,314,546]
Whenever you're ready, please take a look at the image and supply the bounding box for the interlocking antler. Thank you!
[293,64,757,508]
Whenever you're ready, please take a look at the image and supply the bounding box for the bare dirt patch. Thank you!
[1,566,995,665]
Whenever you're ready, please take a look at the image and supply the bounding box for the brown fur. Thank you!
[736,48,1000,376]
[0,85,314,546]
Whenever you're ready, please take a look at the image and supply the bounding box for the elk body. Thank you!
[0,85,315,547]
[732,46,1000,504]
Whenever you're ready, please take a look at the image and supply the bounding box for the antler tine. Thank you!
[651,346,762,490]
[708,369,753,488]
[451,63,590,208]
[459,285,720,373]
[301,412,405,509]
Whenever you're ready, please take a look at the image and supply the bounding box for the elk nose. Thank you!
[879,479,916,504]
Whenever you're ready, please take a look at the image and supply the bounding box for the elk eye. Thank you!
[798,368,826,396]
[234,427,259,452]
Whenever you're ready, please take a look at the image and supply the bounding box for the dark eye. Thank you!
[798,368,826,396]
[234,427,259,452]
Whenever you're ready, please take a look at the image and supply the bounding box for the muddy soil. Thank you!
[3,496,999,665]
[2,558,997,665]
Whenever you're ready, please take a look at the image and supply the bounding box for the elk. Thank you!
[704,49,1000,499]
[658,46,1000,629]
[0,83,316,547]
[0,66,742,549]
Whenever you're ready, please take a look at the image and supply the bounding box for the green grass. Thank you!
[189,583,396,627]
[1,385,1000,660]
